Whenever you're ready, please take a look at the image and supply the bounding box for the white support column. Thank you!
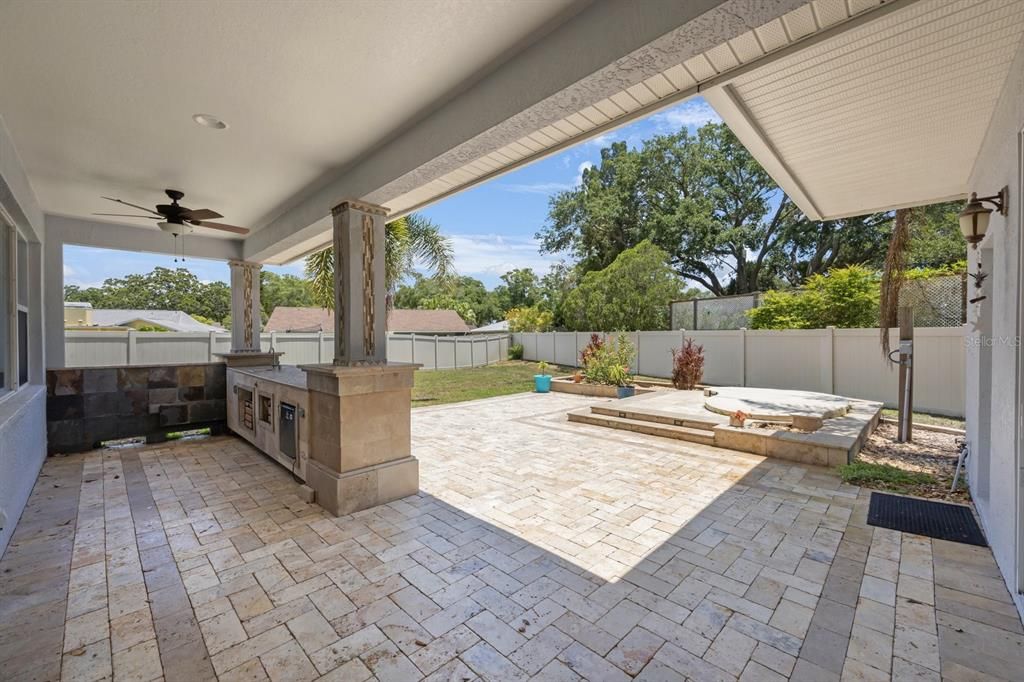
[330,200,387,366]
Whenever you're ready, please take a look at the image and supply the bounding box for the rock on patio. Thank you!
[0,391,1020,681]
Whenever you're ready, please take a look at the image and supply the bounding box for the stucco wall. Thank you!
[0,387,46,555]
[0,114,46,559]
[964,37,1024,618]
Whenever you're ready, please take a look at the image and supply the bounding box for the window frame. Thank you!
[0,209,32,400]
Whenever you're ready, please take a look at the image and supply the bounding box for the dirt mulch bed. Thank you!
[853,423,969,503]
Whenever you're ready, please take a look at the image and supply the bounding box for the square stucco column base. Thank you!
[299,362,420,515]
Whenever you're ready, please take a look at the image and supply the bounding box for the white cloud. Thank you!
[444,234,562,279]
[575,161,594,186]
[499,182,572,195]
[653,100,722,130]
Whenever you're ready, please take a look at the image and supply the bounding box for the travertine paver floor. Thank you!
[2,391,1023,681]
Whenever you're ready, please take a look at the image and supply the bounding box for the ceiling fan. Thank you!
[94,189,250,235]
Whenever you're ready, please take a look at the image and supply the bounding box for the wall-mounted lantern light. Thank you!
[959,186,1008,248]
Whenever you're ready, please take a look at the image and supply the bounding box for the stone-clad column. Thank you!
[330,200,387,365]
[300,198,419,516]
[228,260,263,353]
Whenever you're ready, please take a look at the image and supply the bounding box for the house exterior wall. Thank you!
[0,115,47,557]
[964,36,1024,618]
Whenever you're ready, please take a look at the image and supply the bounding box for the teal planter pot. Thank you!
[616,385,636,399]
[534,375,552,393]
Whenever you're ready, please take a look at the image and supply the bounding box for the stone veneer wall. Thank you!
[46,363,227,454]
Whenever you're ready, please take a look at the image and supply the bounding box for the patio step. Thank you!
[588,404,720,431]
[568,408,716,446]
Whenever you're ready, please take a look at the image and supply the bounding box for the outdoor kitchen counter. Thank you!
[229,365,309,390]
[227,365,310,479]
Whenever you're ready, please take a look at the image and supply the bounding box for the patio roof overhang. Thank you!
[703,0,1024,220]
[2,0,856,265]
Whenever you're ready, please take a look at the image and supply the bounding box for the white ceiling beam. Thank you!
[47,214,243,262]
[243,0,810,263]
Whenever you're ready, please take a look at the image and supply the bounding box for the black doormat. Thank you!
[867,492,987,547]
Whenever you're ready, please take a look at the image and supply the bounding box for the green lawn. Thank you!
[412,361,572,408]
[880,408,964,429]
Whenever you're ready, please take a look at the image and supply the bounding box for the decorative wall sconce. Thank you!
[959,186,1008,248]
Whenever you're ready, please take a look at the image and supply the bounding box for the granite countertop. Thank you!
[229,365,308,390]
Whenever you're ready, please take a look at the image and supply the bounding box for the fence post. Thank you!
[635,332,642,376]
[410,333,416,364]
[692,300,698,330]
[470,338,475,367]
[208,331,216,362]
[434,335,439,370]
[822,326,835,394]
[126,330,136,365]
[739,328,747,387]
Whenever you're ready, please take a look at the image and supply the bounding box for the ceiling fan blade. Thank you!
[182,208,223,220]
[190,220,251,235]
[101,196,163,216]
[93,213,162,219]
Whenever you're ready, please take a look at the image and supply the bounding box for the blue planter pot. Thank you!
[534,375,552,393]
[616,385,636,399]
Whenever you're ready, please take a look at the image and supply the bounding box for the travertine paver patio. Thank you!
[1,391,1022,681]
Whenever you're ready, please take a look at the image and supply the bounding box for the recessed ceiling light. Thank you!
[192,113,228,129]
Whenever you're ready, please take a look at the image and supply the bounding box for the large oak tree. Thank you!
[538,123,892,295]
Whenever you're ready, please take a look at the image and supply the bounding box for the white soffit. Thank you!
[705,0,1024,220]
[383,0,899,220]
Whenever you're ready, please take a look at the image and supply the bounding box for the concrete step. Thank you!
[588,404,720,431]
[567,409,716,446]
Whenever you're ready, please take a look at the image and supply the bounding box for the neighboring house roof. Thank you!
[470,320,509,333]
[265,307,471,334]
[86,309,224,332]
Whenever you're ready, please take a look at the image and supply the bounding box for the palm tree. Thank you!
[304,213,454,310]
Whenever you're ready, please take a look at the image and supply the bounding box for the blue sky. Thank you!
[64,97,721,290]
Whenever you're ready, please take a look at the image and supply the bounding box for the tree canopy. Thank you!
[64,267,232,324]
[538,123,893,295]
[561,240,695,331]
[260,271,313,318]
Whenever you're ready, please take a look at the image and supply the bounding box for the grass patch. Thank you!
[880,409,964,429]
[839,461,936,493]
[412,361,572,408]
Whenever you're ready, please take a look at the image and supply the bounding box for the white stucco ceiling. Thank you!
[0,0,584,238]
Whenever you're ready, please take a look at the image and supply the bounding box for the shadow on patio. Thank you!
[1,391,1021,681]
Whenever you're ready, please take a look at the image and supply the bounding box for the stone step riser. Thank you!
[588,405,719,431]
[567,410,717,446]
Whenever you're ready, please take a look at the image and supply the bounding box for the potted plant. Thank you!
[729,410,748,428]
[609,364,636,399]
[534,361,552,393]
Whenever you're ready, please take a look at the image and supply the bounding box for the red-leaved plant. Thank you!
[671,338,705,390]
[579,333,605,368]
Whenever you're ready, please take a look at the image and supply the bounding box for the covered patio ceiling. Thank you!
[3,0,1019,266]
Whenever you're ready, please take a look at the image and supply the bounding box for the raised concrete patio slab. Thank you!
[0,392,1019,681]
[569,388,882,467]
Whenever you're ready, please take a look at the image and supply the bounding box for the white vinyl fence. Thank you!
[65,331,510,371]
[515,327,966,417]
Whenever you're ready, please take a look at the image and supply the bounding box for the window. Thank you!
[0,220,9,392]
[17,236,28,386]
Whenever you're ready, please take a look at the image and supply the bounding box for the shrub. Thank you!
[508,343,524,360]
[747,265,880,329]
[579,333,604,367]
[582,333,635,386]
[671,338,704,390]
[505,306,554,332]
